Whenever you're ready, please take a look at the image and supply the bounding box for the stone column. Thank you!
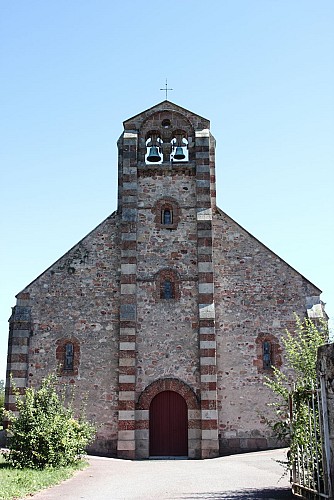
[4,293,31,427]
[195,128,219,458]
[209,134,216,210]
[117,131,138,459]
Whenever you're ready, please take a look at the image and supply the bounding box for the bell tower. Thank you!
[117,100,219,459]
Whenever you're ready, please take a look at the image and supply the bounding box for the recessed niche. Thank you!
[162,119,171,128]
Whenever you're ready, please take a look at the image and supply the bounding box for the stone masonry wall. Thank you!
[19,213,121,456]
[213,208,321,454]
[136,170,199,396]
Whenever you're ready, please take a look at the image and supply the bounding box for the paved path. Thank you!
[28,448,292,499]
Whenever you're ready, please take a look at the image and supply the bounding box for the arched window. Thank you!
[262,341,272,370]
[154,199,179,229]
[255,333,282,374]
[56,338,80,375]
[162,208,172,225]
[64,342,74,371]
[157,269,180,301]
[162,279,173,299]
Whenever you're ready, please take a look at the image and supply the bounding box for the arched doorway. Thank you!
[149,390,188,457]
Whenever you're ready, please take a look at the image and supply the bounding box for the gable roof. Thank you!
[123,100,210,130]
[16,211,118,297]
[215,206,322,295]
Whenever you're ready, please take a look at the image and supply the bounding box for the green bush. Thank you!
[4,375,95,469]
[265,316,328,465]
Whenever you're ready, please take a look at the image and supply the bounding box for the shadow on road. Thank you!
[179,487,293,499]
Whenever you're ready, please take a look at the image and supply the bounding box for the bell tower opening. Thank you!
[139,109,194,165]
[171,134,188,162]
[145,132,163,163]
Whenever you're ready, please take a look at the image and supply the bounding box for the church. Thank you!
[5,100,325,459]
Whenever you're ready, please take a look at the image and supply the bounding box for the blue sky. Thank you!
[1,0,333,381]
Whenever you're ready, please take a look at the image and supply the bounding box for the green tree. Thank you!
[265,316,328,465]
[4,374,95,469]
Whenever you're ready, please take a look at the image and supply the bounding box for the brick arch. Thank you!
[140,110,194,135]
[137,378,199,410]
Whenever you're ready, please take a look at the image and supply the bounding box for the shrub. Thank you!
[4,375,95,469]
[264,316,328,465]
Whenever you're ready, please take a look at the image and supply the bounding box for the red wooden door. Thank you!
[149,391,188,457]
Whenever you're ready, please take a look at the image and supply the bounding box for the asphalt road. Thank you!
[28,448,292,500]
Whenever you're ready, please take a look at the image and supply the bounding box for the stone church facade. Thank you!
[5,101,325,459]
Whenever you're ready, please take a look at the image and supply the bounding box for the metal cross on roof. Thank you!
[160,79,173,100]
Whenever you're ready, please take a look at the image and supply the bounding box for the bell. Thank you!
[147,145,161,162]
[173,146,185,160]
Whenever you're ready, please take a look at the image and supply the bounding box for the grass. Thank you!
[0,454,88,500]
